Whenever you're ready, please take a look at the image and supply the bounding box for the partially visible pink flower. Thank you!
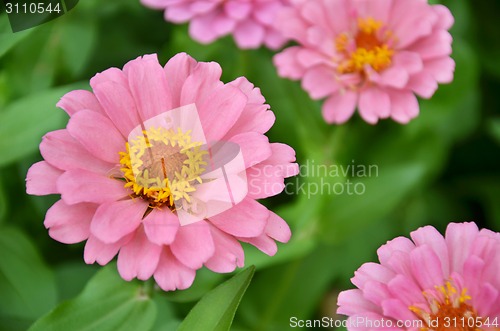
[26,53,299,291]
[141,0,290,50]
[274,0,455,124]
[337,222,500,330]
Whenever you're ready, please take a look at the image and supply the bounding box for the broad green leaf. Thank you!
[54,262,98,301]
[58,15,97,76]
[29,265,157,331]
[0,15,35,58]
[0,82,86,166]
[177,266,255,331]
[0,227,57,320]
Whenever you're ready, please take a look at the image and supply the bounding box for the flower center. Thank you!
[119,127,207,209]
[335,17,395,74]
[409,281,483,331]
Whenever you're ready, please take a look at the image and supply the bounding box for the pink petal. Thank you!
[407,30,452,61]
[179,60,223,108]
[410,245,444,290]
[189,12,220,43]
[197,84,247,143]
[351,262,395,290]
[39,129,113,173]
[377,236,415,266]
[66,110,125,164]
[322,90,358,124]
[117,226,162,281]
[392,51,423,75]
[445,222,478,274]
[164,52,197,108]
[224,1,251,20]
[337,289,379,315]
[355,0,393,23]
[228,132,272,168]
[302,66,339,99]
[474,283,498,317]
[359,87,391,123]
[208,198,268,238]
[388,90,419,124]
[165,3,195,23]
[265,211,291,243]
[44,200,96,244]
[273,46,306,80]
[170,220,215,269]
[205,225,244,273]
[90,199,148,244]
[387,274,424,306]
[411,225,450,277]
[91,81,141,138]
[154,247,196,291]
[143,208,179,245]
[238,233,277,256]
[424,57,455,84]
[26,161,63,195]
[363,280,391,306]
[434,4,454,30]
[233,19,265,49]
[57,169,129,205]
[56,90,104,116]
[84,233,133,265]
[226,77,275,135]
[381,298,419,321]
[407,71,438,99]
[123,54,172,122]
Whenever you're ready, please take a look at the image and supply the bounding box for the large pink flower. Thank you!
[337,222,500,331]
[141,0,290,50]
[274,0,455,124]
[26,53,299,291]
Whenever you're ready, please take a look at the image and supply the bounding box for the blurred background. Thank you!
[0,0,498,330]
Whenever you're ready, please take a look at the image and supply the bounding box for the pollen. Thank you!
[409,280,483,331]
[118,127,208,210]
[335,17,395,75]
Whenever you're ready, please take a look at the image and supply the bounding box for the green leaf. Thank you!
[0,14,35,58]
[0,82,87,166]
[0,227,57,320]
[0,179,6,224]
[29,265,157,331]
[177,266,255,331]
[489,118,500,145]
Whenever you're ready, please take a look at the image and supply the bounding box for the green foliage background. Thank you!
[0,0,499,330]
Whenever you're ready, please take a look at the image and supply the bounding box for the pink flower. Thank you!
[273,0,455,124]
[141,0,290,50]
[26,53,299,291]
[337,222,500,331]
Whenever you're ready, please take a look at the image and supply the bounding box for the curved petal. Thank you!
[26,161,63,195]
[205,225,244,273]
[170,220,215,269]
[154,247,196,291]
[90,199,148,244]
[117,226,162,281]
[143,208,179,245]
[44,200,96,244]
[67,110,125,164]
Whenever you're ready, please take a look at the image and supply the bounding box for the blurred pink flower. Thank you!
[26,53,299,291]
[141,0,290,50]
[274,0,455,124]
[337,222,500,330]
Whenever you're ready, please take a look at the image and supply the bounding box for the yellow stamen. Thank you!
[118,127,207,209]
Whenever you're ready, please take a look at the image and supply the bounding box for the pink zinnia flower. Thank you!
[26,53,299,291]
[141,0,290,50]
[337,222,500,331]
[274,0,455,124]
